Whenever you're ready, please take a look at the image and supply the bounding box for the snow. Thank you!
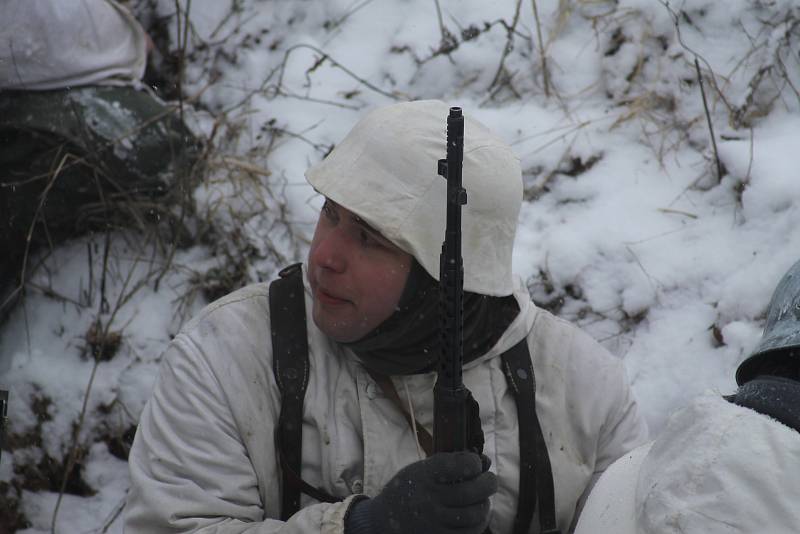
[1,0,799,531]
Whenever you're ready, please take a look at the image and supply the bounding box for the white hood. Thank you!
[574,393,800,534]
[0,0,147,90]
[306,100,522,296]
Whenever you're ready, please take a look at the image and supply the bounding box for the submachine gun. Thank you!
[433,107,482,454]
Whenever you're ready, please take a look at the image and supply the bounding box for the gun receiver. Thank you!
[433,107,469,453]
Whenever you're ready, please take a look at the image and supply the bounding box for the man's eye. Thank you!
[322,201,337,220]
[358,230,374,246]
[359,229,377,247]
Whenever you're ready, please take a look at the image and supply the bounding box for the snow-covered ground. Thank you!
[1,0,798,531]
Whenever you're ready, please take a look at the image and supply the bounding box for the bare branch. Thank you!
[276,44,401,102]
[695,58,724,183]
[531,0,551,97]
[488,0,524,91]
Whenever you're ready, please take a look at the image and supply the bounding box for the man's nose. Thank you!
[311,227,347,273]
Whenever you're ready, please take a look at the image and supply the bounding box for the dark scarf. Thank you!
[343,260,520,375]
[728,375,800,433]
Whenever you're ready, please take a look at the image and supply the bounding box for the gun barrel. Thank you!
[434,107,468,453]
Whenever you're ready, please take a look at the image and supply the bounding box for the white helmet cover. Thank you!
[306,100,522,296]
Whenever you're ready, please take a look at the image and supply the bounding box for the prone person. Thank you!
[574,258,800,534]
[0,0,200,326]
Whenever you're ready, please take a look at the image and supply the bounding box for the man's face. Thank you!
[307,199,412,343]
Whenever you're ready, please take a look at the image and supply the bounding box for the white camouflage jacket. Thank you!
[574,393,800,534]
[125,271,648,533]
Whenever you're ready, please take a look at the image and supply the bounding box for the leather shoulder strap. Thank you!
[501,339,561,534]
[269,263,313,520]
[269,264,343,519]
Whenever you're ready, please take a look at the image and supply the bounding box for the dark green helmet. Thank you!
[736,259,800,385]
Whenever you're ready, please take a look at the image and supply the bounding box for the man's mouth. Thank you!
[316,287,350,306]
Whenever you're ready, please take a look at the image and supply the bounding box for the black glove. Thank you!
[344,451,497,534]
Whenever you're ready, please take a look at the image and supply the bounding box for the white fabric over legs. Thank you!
[0,0,147,90]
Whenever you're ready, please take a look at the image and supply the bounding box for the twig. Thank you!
[659,0,734,114]
[433,0,446,39]
[100,229,111,314]
[53,228,121,534]
[221,157,272,177]
[99,495,127,533]
[657,207,698,219]
[276,44,400,101]
[745,125,754,184]
[51,358,101,534]
[625,244,662,291]
[488,0,524,91]
[20,154,68,295]
[174,0,192,123]
[26,282,84,307]
[325,0,375,32]
[429,0,459,61]
[531,0,551,97]
[19,149,72,355]
[268,122,332,154]
[695,58,723,183]
[79,493,129,534]
[51,237,158,529]
[272,90,362,110]
[175,0,184,121]
[413,18,517,67]
[520,118,593,157]
[51,233,112,532]
[86,241,94,306]
[208,0,242,39]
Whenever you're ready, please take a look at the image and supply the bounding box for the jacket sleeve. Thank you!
[534,310,650,533]
[124,333,355,534]
[570,343,649,531]
[592,357,649,476]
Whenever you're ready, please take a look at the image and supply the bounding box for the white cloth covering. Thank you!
[0,0,147,90]
[574,394,800,534]
[306,100,522,297]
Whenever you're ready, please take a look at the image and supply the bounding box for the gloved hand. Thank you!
[344,451,497,534]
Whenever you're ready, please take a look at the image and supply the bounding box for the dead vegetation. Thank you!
[512,1,799,348]
[1,3,310,525]
[0,482,30,533]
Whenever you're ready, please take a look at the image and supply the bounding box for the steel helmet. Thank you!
[736,258,800,385]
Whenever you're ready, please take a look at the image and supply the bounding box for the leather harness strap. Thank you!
[502,340,561,534]
[269,264,559,533]
[269,263,341,519]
